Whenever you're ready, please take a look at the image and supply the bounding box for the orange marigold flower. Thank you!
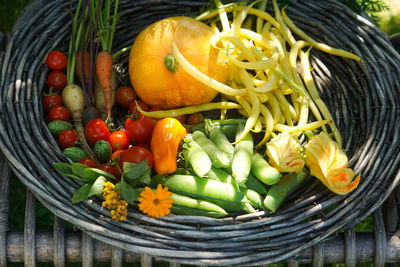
[138,184,173,219]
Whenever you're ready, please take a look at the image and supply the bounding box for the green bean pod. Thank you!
[241,188,264,209]
[251,152,282,185]
[209,126,235,158]
[164,174,246,203]
[192,131,230,168]
[187,119,245,140]
[245,172,267,195]
[207,166,233,183]
[263,170,309,212]
[231,123,254,189]
[135,188,228,218]
[212,198,256,214]
[170,205,227,218]
[183,139,212,177]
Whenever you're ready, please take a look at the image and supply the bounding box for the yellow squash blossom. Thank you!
[266,132,305,173]
[304,132,360,195]
[102,182,128,221]
[138,184,173,219]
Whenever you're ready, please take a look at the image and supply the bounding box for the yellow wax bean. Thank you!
[172,43,246,96]
[272,0,296,47]
[274,90,298,122]
[211,33,255,61]
[275,120,331,133]
[256,104,275,148]
[266,92,281,123]
[282,9,361,61]
[239,28,276,51]
[229,53,278,70]
[138,102,241,118]
[299,50,342,147]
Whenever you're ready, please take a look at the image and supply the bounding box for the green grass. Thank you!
[0,0,31,33]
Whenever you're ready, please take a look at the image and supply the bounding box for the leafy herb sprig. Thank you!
[54,160,153,204]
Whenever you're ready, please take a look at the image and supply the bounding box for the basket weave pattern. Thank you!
[1,0,400,265]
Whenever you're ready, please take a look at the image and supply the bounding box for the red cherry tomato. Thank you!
[78,157,97,168]
[119,145,153,169]
[48,106,70,122]
[109,130,130,152]
[85,119,110,144]
[58,129,78,148]
[47,71,67,92]
[97,163,121,179]
[111,149,124,161]
[186,112,204,125]
[124,116,155,144]
[174,114,186,124]
[46,50,68,71]
[42,94,63,112]
[128,100,150,116]
[115,86,137,108]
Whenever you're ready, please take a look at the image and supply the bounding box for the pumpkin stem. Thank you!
[164,54,178,73]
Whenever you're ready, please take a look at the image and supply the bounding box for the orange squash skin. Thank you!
[129,16,229,109]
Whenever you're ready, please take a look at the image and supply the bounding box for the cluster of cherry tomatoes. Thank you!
[81,85,205,178]
[43,50,205,179]
[43,50,79,150]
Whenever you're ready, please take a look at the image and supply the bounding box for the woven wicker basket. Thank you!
[1,0,400,265]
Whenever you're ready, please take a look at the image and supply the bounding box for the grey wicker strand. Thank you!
[0,152,10,267]
[1,0,400,265]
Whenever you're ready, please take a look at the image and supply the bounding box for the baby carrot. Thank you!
[96,50,114,117]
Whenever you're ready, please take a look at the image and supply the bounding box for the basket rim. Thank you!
[1,0,400,265]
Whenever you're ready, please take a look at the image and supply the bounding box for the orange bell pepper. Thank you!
[151,117,187,175]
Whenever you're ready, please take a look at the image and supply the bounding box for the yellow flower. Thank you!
[266,132,305,173]
[138,184,173,219]
[304,132,360,195]
[102,181,128,221]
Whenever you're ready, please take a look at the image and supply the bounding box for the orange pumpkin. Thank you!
[129,16,229,109]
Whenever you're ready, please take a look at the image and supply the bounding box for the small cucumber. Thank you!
[48,120,73,136]
[63,147,88,162]
[94,140,112,163]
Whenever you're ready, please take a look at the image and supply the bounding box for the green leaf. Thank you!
[71,176,107,204]
[115,180,138,204]
[123,160,149,182]
[54,162,86,182]
[139,169,151,185]
[85,167,117,181]
[89,176,107,197]
[72,184,92,204]
[150,175,166,188]
[71,163,98,183]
